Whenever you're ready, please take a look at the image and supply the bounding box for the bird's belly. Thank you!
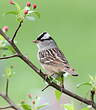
[42,64,64,74]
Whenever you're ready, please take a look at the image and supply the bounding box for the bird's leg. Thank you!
[40,69,49,82]
[44,73,49,80]
[60,73,64,92]
[44,72,55,82]
[48,73,55,83]
[42,73,55,91]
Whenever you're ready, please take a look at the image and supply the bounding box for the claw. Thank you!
[44,74,49,80]
[61,84,64,92]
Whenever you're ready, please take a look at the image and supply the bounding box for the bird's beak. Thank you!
[32,40,39,43]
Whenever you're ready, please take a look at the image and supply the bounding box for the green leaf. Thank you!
[0,35,5,40]
[64,104,74,110]
[81,107,90,110]
[4,11,18,16]
[32,11,40,18]
[17,9,25,22]
[28,11,40,18]
[54,90,62,101]
[89,75,94,81]
[0,38,15,53]
[14,2,21,11]
[36,104,48,110]
[6,45,16,54]
[5,67,12,78]
[21,103,31,110]
[77,82,91,88]
[55,76,62,82]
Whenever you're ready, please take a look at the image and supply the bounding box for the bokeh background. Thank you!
[0,0,96,109]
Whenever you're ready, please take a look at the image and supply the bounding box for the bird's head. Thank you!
[33,32,57,50]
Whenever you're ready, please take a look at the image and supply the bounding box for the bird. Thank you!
[33,32,78,89]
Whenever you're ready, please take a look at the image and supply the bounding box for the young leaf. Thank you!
[14,2,21,11]
[0,35,5,40]
[0,38,15,53]
[81,107,90,110]
[36,104,48,110]
[32,11,40,18]
[4,11,18,16]
[89,75,94,81]
[7,45,16,54]
[21,103,31,110]
[64,104,74,110]
[77,82,91,88]
[17,9,25,22]
[28,11,40,18]
[5,67,12,78]
[54,90,62,101]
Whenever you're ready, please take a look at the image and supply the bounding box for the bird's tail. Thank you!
[65,68,79,76]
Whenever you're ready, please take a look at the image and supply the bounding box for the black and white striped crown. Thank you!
[37,32,53,41]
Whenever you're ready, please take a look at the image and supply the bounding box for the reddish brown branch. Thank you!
[6,79,9,97]
[91,90,95,102]
[0,54,18,60]
[42,85,50,91]
[19,55,96,109]
[0,65,22,110]
[0,106,12,109]
[0,24,96,109]
[0,93,22,110]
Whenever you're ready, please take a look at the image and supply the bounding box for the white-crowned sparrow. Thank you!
[33,32,78,88]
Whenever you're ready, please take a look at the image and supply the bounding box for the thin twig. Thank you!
[91,90,95,102]
[0,27,96,109]
[12,21,23,42]
[0,54,18,60]
[0,93,22,110]
[0,106,12,109]
[6,79,9,97]
[42,85,50,91]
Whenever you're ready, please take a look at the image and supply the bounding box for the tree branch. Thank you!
[0,106,12,109]
[0,54,18,60]
[6,79,9,97]
[42,85,50,91]
[91,90,95,102]
[0,28,96,109]
[12,21,23,42]
[18,56,96,109]
[0,73,22,110]
[0,93,22,110]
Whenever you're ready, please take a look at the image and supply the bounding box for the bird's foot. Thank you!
[60,84,64,92]
[44,74,53,82]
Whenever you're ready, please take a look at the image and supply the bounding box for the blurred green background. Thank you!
[0,0,96,109]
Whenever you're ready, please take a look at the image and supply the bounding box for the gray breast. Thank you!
[37,39,57,51]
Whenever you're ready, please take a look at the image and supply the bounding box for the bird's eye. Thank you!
[66,66,69,68]
[40,39,45,41]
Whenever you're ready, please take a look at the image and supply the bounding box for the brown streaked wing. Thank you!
[52,48,69,64]
[39,48,69,66]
